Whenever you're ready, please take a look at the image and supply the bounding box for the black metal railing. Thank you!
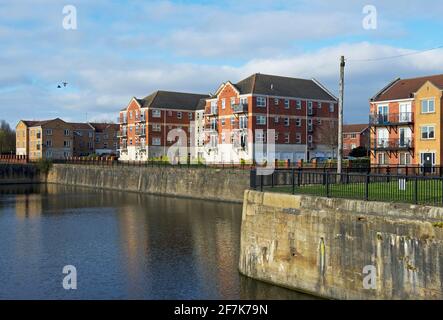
[369,112,414,125]
[370,138,414,150]
[251,169,443,206]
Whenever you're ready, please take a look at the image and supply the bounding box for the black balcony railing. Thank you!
[370,138,413,150]
[232,103,248,113]
[369,112,414,126]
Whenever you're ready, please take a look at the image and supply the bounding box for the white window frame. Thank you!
[284,99,290,109]
[295,118,301,127]
[295,133,302,144]
[152,137,161,146]
[177,112,182,119]
[256,115,266,125]
[421,125,435,140]
[329,103,335,113]
[296,100,301,110]
[284,117,290,126]
[421,98,435,114]
[222,99,226,109]
[256,96,266,107]
[152,109,161,118]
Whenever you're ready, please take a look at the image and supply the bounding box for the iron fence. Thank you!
[251,168,443,206]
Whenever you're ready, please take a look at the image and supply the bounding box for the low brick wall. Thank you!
[239,190,443,299]
[45,164,250,203]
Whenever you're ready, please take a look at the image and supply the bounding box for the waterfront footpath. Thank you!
[2,162,443,299]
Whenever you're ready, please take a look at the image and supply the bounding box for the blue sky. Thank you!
[1,0,443,127]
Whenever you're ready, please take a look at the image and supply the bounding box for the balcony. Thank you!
[370,138,414,151]
[232,103,248,113]
[135,115,145,123]
[206,108,218,116]
[118,116,127,124]
[117,131,127,138]
[369,112,414,126]
[204,124,218,133]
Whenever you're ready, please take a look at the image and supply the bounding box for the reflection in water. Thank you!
[0,184,315,299]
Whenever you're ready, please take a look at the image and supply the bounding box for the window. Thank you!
[239,116,248,129]
[295,118,301,127]
[64,140,71,147]
[284,133,290,144]
[231,97,236,106]
[421,126,435,139]
[257,96,266,107]
[350,133,357,139]
[329,103,335,112]
[307,101,313,115]
[256,115,266,125]
[296,133,302,144]
[284,99,290,109]
[221,118,225,126]
[274,98,279,105]
[152,137,161,146]
[64,129,70,136]
[36,132,41,139]
[88,132,93,138]
[274,116,279,123]
[221,132,226,143]
[177,112,182,119]
[168,110,173,116]
[284,117,290,126]
[152,123,162,132]
[377,153,387,165]
[46,129,52,135]
[46,140,52,147]
[318,102,322,108]
[36,143,40,150]
[421,99,435,113]
[189,113,193,120]
[317,119,322,125]
[275,132,279,141]
[222,99,226,109]
[296,100,301,110]
[46,151,52,158]
[308,135,313,143]
[152,109,161,118]
[240,97,248,105]
[255,132,265,143]
[231,116,235,125]
[129,111,133,119]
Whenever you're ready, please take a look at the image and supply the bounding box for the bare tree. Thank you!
[316,119,338,158]
[0,120,16,154]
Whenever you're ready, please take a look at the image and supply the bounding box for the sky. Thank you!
[1,0,443,127]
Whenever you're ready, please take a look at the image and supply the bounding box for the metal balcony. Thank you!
[232,103,248,113]
[206,108,218,116]
[369,112,414,126]
[370,138,414,151]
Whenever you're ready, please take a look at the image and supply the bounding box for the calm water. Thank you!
[0,184,315,300]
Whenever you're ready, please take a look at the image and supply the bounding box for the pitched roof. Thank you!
[21,118,66,127]
[70,122,94,130]
[343,124,369,134]
[125,91,209,111]
[372,74,443,102]
[220,73,337,101]
[89,123,119,132]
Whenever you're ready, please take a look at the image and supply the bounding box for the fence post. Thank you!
[297,168,302,186]
[292,168,295,194]
[365,173,369,201]
[414,176,418,204]
[250,169,257,190]
[326,171,330,197]
[260,174,263,192]
[271,171,274,188]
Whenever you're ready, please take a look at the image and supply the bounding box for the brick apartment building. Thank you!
[16,118,118,160]
[369,74,443,167]
[203,73,338,163]
[118,90,208,161]
[343,124,369,156]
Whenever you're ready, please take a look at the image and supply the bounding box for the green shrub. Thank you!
[36,158,52,174]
